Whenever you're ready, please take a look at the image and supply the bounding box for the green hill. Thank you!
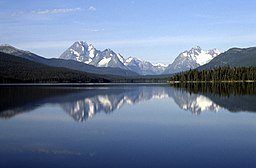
[0,52,110,83]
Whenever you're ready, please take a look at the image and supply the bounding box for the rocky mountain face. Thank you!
[164,46,220,74]
[59,41,168,75]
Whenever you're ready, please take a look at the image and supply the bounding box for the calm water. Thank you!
[1,84,256,168]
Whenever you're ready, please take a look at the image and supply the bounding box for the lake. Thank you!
[1,84,256,168]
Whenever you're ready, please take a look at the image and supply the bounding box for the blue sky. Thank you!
[1,0,256,64]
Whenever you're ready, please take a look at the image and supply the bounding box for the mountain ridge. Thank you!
[60,41,168,75]
[1,43,221,76]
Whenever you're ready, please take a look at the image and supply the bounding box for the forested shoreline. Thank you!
[169,67,256,82]
[170,82,256,96]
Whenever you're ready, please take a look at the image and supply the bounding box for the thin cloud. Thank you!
[88,6,96,12]
[12,8,81,16]
[82,28,105,33]
[32,8,81,15]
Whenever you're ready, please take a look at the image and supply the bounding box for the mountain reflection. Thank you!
[171,82,256,113]
[172,89,220,115]
[0,83,256,121]
[60,86,170,121]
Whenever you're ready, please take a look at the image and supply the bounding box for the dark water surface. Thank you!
[1,84,256,168]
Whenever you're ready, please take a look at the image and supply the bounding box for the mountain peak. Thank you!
[103,48,113,52]
[88,43,94,48]
[0,44,13,47]
[0,44,16,49]
[77,41,87,46]
[164,46,220,74]
[207,48,221,57]
[191,46,201,50]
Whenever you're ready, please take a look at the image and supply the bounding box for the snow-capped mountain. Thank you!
[164,46,220,74]
[59,41,168,75]
[124,57,168,75]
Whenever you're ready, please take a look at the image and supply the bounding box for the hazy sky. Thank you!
[1,0,256,64]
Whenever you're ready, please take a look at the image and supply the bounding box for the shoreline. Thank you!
[0,82,169,86]
[169,80,256,84]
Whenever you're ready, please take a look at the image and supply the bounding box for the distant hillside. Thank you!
[0,52,110,83]
[199,47,256,70]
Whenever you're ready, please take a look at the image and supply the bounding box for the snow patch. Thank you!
[125,57,134,63]
[117,54,125,63]
[89,49,95,58]
[87,44,95,58]
[70,49,83,62]
[98,57,111,67]
[88,44,93,50]
[152,63,168,67]
[194,50,214,65]
[182,52,188,57]
[81,45,84,52]
[84,58,92,64]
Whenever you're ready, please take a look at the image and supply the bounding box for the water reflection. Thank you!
[171,82,256,113]
[171,89,220,115]
[1,83,256,121]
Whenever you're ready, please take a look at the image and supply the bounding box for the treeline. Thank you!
[170,82,256,96]
[169,67,256,82]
